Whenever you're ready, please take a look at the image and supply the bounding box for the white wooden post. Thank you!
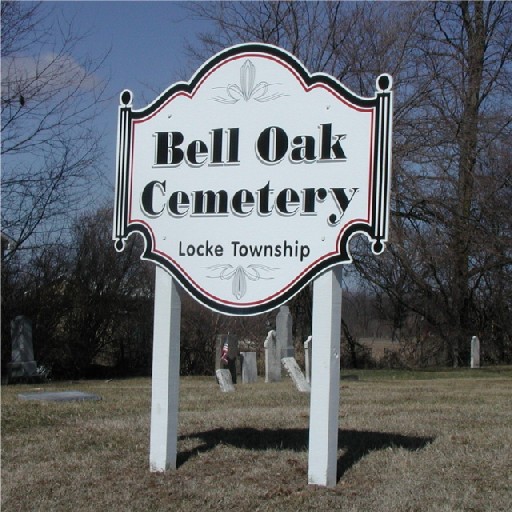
[308,266,343,487]
[149,266,182,471]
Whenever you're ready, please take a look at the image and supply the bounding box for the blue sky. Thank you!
[47,1,215,192]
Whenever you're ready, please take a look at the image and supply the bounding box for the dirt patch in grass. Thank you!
[2,371,511,511]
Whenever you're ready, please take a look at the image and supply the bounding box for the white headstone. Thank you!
[216,369,235,392]
[470,336,480,368]
[276,306,294,359]
[304,336,312,384]
[7,316,37,380]
[240,352,258,384]
[281,357,310,393]
[264,330,281,382]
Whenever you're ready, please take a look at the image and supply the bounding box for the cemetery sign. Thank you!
[113,43,393,315]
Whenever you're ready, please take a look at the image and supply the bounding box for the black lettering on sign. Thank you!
[141,181,358,225]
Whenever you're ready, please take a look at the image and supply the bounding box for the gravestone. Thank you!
[304,336,312,384]
[281,357,311,393]
[18,391,101,402]
[215,334,239,384]
[215,334,225,370]
[264,330,281,382]
[470,336,480,368]
[240,352,257,383]
[276,306,294,359]
[215,369,235,392]
[7,316,37,381]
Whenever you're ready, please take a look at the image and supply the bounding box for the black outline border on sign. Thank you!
[113,43,392,316]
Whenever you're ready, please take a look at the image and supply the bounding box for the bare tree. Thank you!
[185,1,423,88]
[1,206,155,379]
[1,1,108,259]
[347,2,512,365]
[187,1,512,366]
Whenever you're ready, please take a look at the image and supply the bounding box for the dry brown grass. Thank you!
[2,368,511,511]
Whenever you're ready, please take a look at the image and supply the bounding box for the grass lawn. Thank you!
[2,368,511,511]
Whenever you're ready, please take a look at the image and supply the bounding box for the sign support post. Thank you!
[149,266,182,471]
[308,266,343,487]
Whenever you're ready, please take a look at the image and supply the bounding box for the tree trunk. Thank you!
[451,1,485,367]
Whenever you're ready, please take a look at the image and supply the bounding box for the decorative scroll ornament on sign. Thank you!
[212,60,287,104]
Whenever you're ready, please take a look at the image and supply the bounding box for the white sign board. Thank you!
[114,43,392,315]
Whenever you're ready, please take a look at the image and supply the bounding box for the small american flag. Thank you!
[220,340,229,364]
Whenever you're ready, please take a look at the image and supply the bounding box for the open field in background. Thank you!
[358,337,398,361]
[2,368,511,511]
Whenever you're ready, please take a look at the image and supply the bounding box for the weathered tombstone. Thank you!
[281,357,311,393]
[18,390,101,402]
[216,334,239,384]
[215,334,225,371]
[304,336,312,384]
[216,369,235,392]
[7,316,37,381]
[264,330,281,382]
[276,306,294,359]
[240,352,257,383]
[471,336,480,368]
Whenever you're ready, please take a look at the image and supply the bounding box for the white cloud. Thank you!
[2,52,100,101]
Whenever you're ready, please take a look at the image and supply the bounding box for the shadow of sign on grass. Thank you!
[178,428,434,480]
